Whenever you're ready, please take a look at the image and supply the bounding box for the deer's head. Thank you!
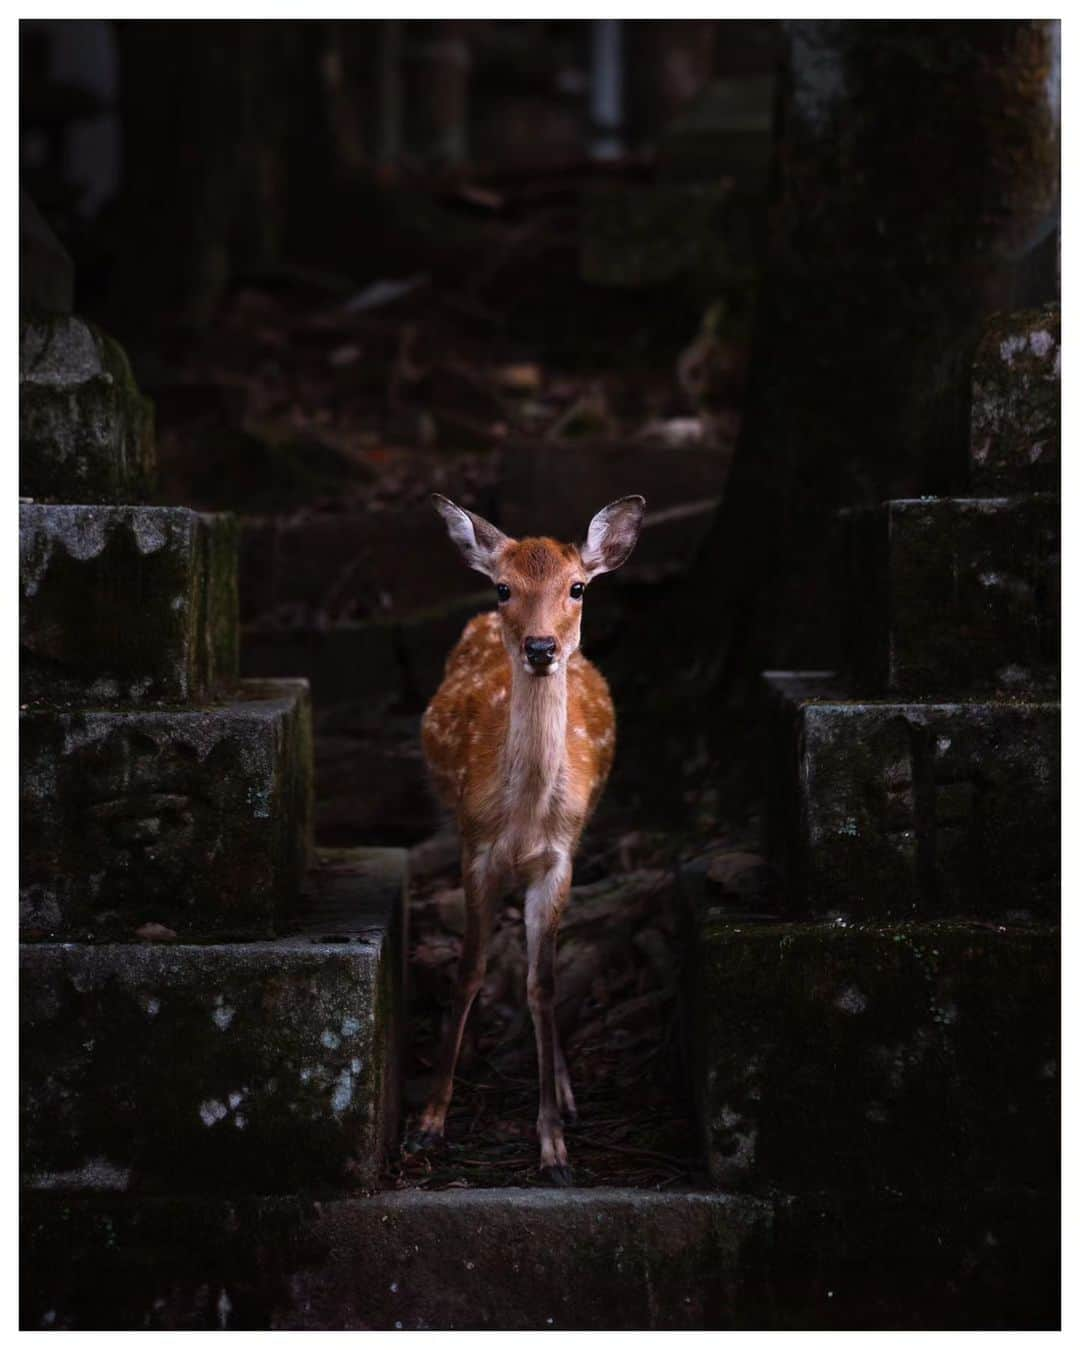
[432,494,646,677]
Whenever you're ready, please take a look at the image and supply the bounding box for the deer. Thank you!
[409,492,646,1185]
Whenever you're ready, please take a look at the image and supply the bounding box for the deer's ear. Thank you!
[431,494,510,579]
[580,495,646,578]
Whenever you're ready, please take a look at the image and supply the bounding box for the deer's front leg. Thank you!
[525,855,573,1185]
[410,847,497,1150]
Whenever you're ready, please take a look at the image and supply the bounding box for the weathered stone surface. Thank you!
[688,914,1058,1202]
[20,189,74,315]
[20,504,239,706]
[764,674,1059,919]
[581,183,750,289]
[20,315,155,504]
[842,496,1059,695]
[20,679,312,940]
[20,847,405,1195]
[20,1184,1057,1329]
[970,306,1060,494]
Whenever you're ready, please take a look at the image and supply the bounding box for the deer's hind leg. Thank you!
[409,845,499,1149]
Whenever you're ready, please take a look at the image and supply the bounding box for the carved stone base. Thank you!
[20,504,238,706]
[20,679,312,940]
[764,673,1059,920]
[20,316,155,504]
[20,848,404,1194]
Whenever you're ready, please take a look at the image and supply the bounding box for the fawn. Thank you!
[411,492,646,1185]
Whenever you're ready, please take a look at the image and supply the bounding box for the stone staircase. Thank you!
[19,201,1058,1329]
[685,304,1060,1314]
[19,210,406,1326]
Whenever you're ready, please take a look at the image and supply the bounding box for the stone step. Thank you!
[20,679,312,941]
[686,911,1058,1203]
[842,495,1059,695]
[496,438,723,576]
[20,1183,1056,1329]
[657,74,776,191]
[20,504,239,707]
[970,305,1059,495]
[764,672,1059,920]
[240,456,719,640]
[20,848,405,1199]
[20,315,156,504]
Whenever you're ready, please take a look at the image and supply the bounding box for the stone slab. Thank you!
[687,914,1059,1203]
[20,1184,1057,1329]
[20,847,405,1196]
[970,305,1059,494]
[20,504,239,706]
[20,189,74,315]
[764,673,1059,920]
[20,679,312,941]
[20,315,155,504]
[842,495,1059,695]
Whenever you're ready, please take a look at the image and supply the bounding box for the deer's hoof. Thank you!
[562,1106,579,1126]
[539,1164,575,1188]
[404,1128,445,1154]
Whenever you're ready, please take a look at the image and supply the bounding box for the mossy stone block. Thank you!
[970,306,1059,495]
[21,504,239,706]
[842,496,1059,695]
[764,674,1059,920]
[20,679,313,941]
[20,848,405,1195]
[689,916,1059,1198]
[20,315,156,504]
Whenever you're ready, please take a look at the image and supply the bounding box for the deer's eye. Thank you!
[569,582,585,600]
[496,583,511,603]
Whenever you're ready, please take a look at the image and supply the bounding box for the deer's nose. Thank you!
[524,636,556,667]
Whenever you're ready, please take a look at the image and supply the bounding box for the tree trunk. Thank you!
[680,19,1060,692]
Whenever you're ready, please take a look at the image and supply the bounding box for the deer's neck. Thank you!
[504,665,568,816]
